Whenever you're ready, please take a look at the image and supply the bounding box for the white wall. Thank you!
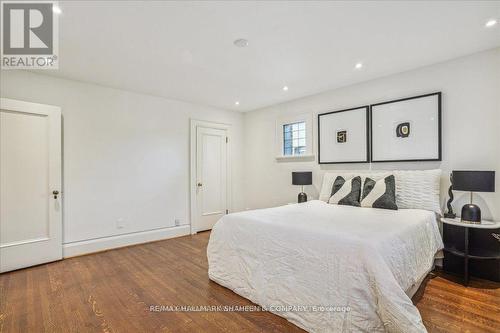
[243,48,500,220]
[1,47,498,255]
[1,71,245,253]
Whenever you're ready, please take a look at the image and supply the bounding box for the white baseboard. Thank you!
[63,225,190,258]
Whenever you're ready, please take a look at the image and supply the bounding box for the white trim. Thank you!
[0,98,60,116]
[275,155,315,162]
[190,119,232,235]
[0,237,50,248]
[63,225,190,257]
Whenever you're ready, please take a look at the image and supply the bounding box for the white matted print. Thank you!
[370,92,441,162]
[318,106,369,164]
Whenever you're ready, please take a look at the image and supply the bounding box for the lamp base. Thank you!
[461,204,481,224]
[298,192,307,203]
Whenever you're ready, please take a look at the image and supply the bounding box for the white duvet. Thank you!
[207,200,443,333]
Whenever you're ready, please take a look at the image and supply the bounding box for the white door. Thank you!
[0,98,62,273]
[195,126,228,232]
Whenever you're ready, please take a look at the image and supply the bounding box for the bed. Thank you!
[207,170,444,333]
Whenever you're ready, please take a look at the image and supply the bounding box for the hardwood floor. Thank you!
[0,232,498,333]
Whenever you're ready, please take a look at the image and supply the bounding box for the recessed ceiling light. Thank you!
[485,19,497,28]
[355,62,363,70]
[233,39,249,47]
[282,86,289,91]
[235,101,240,106]
[53,6,62,14]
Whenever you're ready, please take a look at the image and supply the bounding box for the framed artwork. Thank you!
[318,106,369,164]
[370,92,441,162]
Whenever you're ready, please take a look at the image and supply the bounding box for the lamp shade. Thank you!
[452,171,495,192]
[292,172,312,185]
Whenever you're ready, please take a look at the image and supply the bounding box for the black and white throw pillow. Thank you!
[328,176,361,207]
[360,175,398,210]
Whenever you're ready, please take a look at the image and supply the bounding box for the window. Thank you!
[283,121,306,156]
[275,113,313,160]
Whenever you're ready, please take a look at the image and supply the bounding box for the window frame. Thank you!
[275,113,314,161]
[283,121,307,156]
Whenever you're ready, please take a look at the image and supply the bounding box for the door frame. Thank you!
[190,119,232,234]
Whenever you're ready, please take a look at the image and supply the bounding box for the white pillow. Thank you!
[393,169,442,214]
[319,169,442,214]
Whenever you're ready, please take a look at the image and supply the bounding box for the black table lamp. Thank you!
[292,172,312,203]
[452,170,495,224]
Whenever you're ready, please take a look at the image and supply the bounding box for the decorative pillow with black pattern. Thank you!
[328,176,362,207]
[361,175,398,210]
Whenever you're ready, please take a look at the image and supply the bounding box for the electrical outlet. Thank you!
[116,218,125,229]
[174,218,181,226]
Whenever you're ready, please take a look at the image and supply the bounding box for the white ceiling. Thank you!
[44,1,500,111]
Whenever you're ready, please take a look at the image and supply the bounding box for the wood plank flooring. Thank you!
[0,231,498,332]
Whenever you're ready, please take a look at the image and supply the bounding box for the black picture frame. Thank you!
[370,92,442,163]
[317,106,370,164]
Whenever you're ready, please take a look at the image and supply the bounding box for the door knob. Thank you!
[197,183,203,187]
[52,190,59,199]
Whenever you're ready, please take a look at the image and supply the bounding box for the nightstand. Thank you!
[441,218,500,285]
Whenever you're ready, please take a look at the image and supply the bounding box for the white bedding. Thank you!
[207,200,443,333]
